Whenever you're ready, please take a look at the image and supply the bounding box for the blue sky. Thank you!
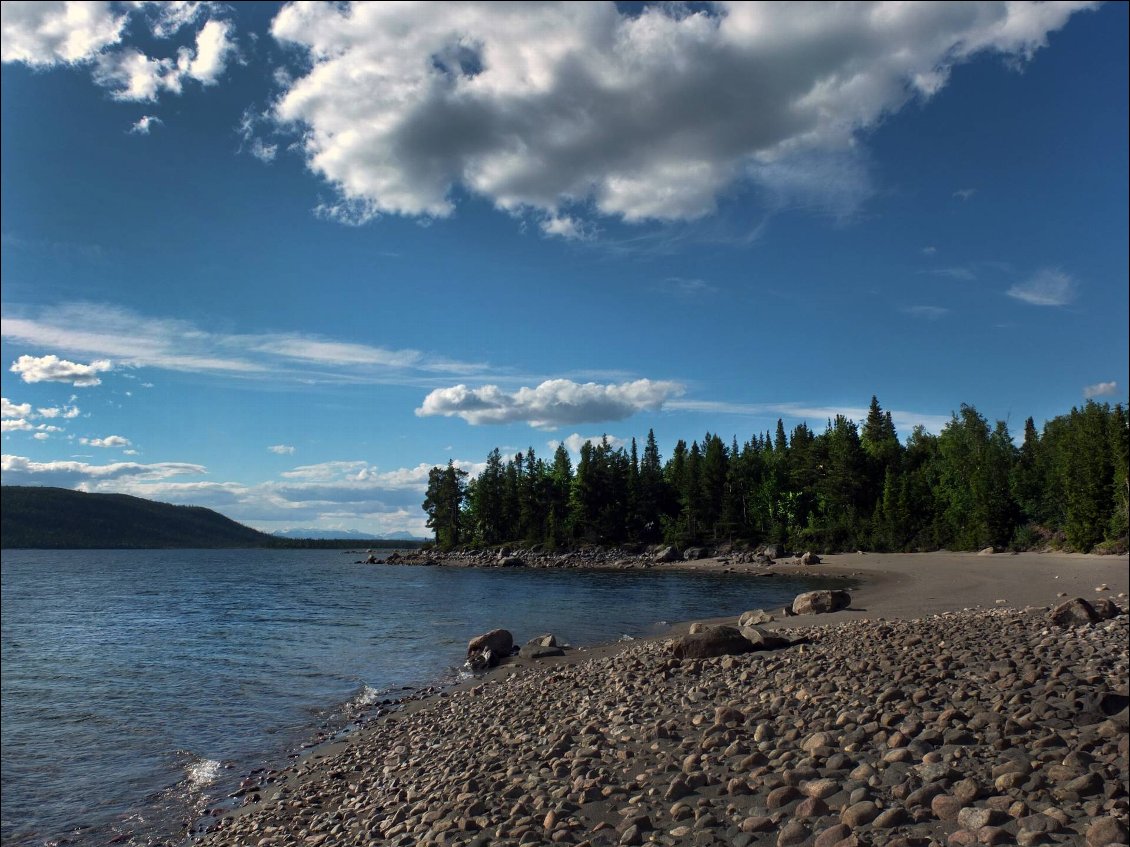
[2,1,1127,537]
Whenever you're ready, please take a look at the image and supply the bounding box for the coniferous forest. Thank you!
[423,397,1129,555]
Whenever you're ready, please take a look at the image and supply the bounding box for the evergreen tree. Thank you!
[423,461,467,549]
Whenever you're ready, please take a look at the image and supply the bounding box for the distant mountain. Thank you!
[273,528,383,540]
[1,485,275,549]
[380,531,429,541]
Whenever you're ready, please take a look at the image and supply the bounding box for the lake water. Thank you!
[0,548,849,846]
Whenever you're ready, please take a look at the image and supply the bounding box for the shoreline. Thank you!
[192,552,1129,847]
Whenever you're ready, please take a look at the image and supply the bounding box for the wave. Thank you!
[185,757,222,789]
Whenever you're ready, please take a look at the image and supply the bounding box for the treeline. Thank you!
[423,397,1128,555]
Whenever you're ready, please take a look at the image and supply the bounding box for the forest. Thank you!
[423,397,1128,555]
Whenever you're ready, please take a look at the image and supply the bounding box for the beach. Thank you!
[194,552,1129,847]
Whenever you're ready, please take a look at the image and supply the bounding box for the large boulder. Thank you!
[654,546,681,563]
[1049,598,1100,627]
[672,625,756,659]
[497,556,525,567]
[791,589,851,615]
[799,551,821,566]
[466,628,513,670]
[763,544,782,560]
[527,633,558,648]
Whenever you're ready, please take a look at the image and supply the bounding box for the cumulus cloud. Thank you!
[416,378,684,428]
[1083,381,1118,399]
[36,403,81,419]
[9,354,112,386]
[2,1,236,103]
[1007,269,1077,306]
[1,419,33,432]
[0,1,126,65]
[268,444,295,455]
[80,435,132,448]
[1,397,32,419]
[128,114,163,134]
[268,1,1090,231]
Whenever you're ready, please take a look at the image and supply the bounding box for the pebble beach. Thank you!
[194,552,1130,847]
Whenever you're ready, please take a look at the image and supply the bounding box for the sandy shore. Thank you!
[193,552,1129,847]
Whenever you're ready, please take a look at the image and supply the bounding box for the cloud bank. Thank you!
[416,379,684,428]
[269,1,1091,231]
[1083,381,1118,399]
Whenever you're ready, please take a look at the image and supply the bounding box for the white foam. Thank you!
[186,758,221,789]
[354,684,381,707]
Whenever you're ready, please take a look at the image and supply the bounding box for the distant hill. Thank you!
[0,486,426,550]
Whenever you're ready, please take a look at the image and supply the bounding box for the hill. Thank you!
[0,487,428,550]
[0,486,279,549]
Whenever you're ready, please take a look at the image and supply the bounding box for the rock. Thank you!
[1086,816,1128,846]
[763,544,782,559]
[672,626,756,659]
[792,590,852,615]
[841,800,880,827]
[1091,598,1123,619]
[467,629,513,668]
[518,644,565,660]
[800,551,821,565]
[738,609,774,627]
[978,547,996,555]
[1049,598,1100,627]
[497,556,525,567]
[654,546,681,563]
[527,633,558,648]
[739,625,792,651]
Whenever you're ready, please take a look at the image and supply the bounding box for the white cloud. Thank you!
[33,432,51,440]
[1,397,32,419]
[268,1,1090,231]
[1,419,33,432]
[0,1,127,65]
[3,1,236,103]
[416,378,685,428]
[80,435,132,448]
[1083,381,1118,399]
[128,114,163,134]
[1,302,486,385]
[0,454,206,484]
[548,433,627,455]
[953,188,977,201]
[36,404,81,419]
[250,139,277,163]
[1006,269,1077,306]
[179,18,234,85]
[268,444,295,455]
[901,305,951,320]
[9,354,112,386]
[660,277,717,296]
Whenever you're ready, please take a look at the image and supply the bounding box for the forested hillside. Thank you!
[423,397,1129,554]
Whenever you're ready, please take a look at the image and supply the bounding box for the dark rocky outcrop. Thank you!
[466,629,514,670]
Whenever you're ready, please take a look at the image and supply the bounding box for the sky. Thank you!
[1,1,1127,538]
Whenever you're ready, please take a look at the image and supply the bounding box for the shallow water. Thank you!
[0,548,849,846]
